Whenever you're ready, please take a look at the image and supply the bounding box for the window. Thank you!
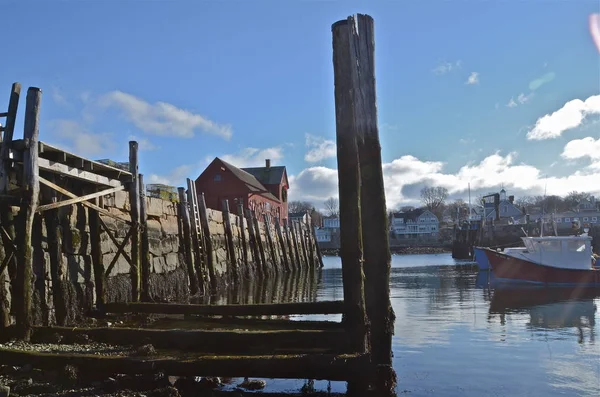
[213,174,222,182]
[584,217,589,222]
[556,218,562,223]
[565,218,570,222]
[538,240,562,253]
[593,217,598,222]
[281,188,287,203]
[566,240,586,253]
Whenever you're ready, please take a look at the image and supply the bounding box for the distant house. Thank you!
[288,212,310,226]
[323,216,340,229]
[578,196,598,212]
[485,189,523,221]
[195,158,289,225]
[315,227,332,243]
[390,208,439,238]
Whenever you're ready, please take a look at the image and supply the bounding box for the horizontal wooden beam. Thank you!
[0,348,369,381]
[32,326,351,354]
[102,300,346,316]
[143,316,344,331]
[37,185,124,213]
[39,176,131,225]
[38,158,123,187]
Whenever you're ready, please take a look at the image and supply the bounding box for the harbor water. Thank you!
[247,253,600,396]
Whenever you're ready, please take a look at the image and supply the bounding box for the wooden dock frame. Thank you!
[0,13,394,394]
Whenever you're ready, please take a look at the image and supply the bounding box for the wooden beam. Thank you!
[16,87,41,341]
[0,349,369,382]
[275,216,290,272]
[36,185,124,213]
[0,83,21,193]
[89,194,105,308]
[245,208,261,275]
[38,176,131,225]
[222,199,238,283]
[102,300,345,316]
[38,158,123,187]
[178,187,198,295]
[197,192,216,291]
[104,225,134,277]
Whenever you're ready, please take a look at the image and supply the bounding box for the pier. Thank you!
[0,13,395,396]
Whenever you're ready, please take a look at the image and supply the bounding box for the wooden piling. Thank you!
[275,217,290,272]
[89,194,105,308]
[178,187,199,295]
[289,220,302,270]
[128,141,141,302]
[311,225,325,268]
[263,214,278,270]
[297,221,310,270]
[198,193,216,291]
[304,212,316,268]
[0,83,21,192]
[283,220,295,271]
[222,200,239,285]
[245,209,262,275]
[237,203,249,274]
[15,87,41,341]
[139,174,150,301]
[252,210,268,276]
[331,18,368,354]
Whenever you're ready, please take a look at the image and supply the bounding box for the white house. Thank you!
[390,209,439,238]
[485,188,524,221]
[314,227,332,242]
[323,217,340,229]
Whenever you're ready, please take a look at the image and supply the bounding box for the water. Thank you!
[265,253,600,396]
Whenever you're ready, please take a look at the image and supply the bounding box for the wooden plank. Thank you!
[252,210,268,276]
[237,203,249,274]
[37,158,123,187]
[139,174,150,301]
[0,349,369,382]
[38,176,131,225]
[245,208,261,274]
[275,217,290,272]
[263,214,278,270]
[0,83,21,193]
[178,187,199,295]
[289,220,302,270]
[36,185,124,212]
[297,221,310,269]
[98,216,133,266]
[104,225,134,277]
[16,87,42,341]
[102,300,345,316]
[197,192,215,291]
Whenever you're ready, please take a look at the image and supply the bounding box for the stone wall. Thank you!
[0,188,319,329]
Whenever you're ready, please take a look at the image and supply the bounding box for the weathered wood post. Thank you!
[0,83,20,329]
[289,220,302,270]
[333,14,395,392]
[245,209,261,275]
[222,200,239,285]
[275,217,290,271]
[304,212,316,268]
[331,17,368,355]
[198,192,216,291]
[283,220,295,271]
[252,210,268,276]
[296,221,310,270]
[178,187,199,295]
[263,214,278,271]
[15,87,41,340]
[89,194,105,309]
[128,141,141,302]
[237,203,249,274]
[139,174,151,301]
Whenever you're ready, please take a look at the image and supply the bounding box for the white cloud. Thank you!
[561,137,600,164]
[128,135,160,151]
[526,95,600,140]
[147,163,197,187]
[465,72,479,85]
[517,92,533,104]
[304,133,336,163]
[220,146,284,168]
[432,60,462,75]
[49,119,115,158]
[99,91,232,139]
[506,98,517,108]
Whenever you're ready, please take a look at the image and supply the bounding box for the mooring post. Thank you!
[237,203,249,275]
[283,219,295,271]
[275,217,290,272]
[15,87,41,341]
[263,214,279,271]
[304,212,316,269]
[331,17,368,355]
[252,210,268,276]
[289,220,302,271]
[297,221,310,270]
[198,192,216,292]
[139,174,151,301]
[334,14,396,391]
[178,187,199,295]
[222,199,239,285]
[245,209,261,276]
[128,141,141,302]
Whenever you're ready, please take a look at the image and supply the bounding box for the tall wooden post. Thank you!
[333,14,395,391]
[275,217,290,271]
[252,210,268,276]
[128,141,141,302]
[198,193,216,291]
[178,187,199,295]
[283,220,295,271]
[296,221,310,270]
[304,212,316,268]
[263,214,278,271]
[289,220,302,270]
[89,195,105,309]
[222,200,239,285]
[332,18,368,354]
[237,203,249,275]
[139,174,151,301]
[16,87,41,340]
[245,209,261,275]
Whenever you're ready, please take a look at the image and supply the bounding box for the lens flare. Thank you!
[591,14,600,53]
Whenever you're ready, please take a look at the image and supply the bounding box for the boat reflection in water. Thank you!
[489,286,599,344]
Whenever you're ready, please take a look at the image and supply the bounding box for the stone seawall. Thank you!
[0,188,319,328]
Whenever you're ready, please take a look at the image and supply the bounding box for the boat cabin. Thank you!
[518,236,593,270]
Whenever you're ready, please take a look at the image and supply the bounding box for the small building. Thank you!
[323,216,340,229]
[390,208,439,238]
[195,158,289,225]
[315,227,332,243]
[485,189,524,221]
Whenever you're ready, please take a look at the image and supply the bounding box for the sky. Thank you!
[1,0,599,210]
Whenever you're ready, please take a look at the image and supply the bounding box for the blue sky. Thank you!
[1,0,599,209]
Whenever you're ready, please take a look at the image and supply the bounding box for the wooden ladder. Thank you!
[186,178,205,279]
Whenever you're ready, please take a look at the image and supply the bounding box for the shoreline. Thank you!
[321,246,451,256]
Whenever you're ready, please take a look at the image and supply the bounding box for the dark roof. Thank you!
[241,165,287,186]
[216,158,280,202]
[393,208,425,221]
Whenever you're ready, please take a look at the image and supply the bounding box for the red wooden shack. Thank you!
[195,158,289,224]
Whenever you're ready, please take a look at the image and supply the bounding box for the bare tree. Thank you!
[323,197,339,217]
[420,186,448,215]
[288,200,313,214]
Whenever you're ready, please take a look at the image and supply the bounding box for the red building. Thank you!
[195,158,289,224]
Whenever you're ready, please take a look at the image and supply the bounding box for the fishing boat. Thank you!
[484,234,600,286]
